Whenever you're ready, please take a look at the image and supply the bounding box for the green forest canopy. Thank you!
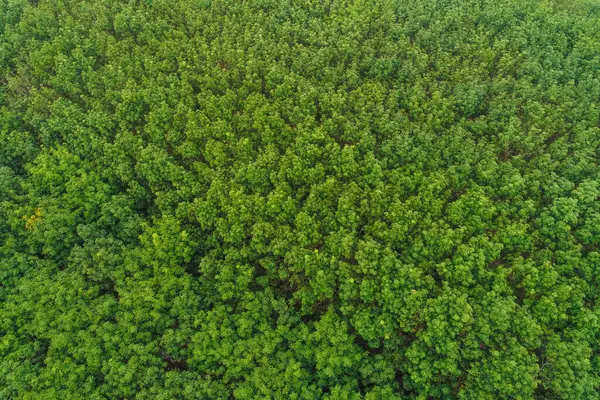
[1,0,600,398]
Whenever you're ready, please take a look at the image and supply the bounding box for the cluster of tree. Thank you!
[1,0,600,398]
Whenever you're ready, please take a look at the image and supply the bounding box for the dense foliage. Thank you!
[1,0,600,398]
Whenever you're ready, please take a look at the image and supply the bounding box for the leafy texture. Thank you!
[1,0,600,398]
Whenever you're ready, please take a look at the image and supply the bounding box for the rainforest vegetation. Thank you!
[1,0,600,398]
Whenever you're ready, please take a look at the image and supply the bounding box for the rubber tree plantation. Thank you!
[1,0,600,398]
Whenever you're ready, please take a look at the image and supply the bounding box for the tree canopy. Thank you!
[1,0,600,398]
